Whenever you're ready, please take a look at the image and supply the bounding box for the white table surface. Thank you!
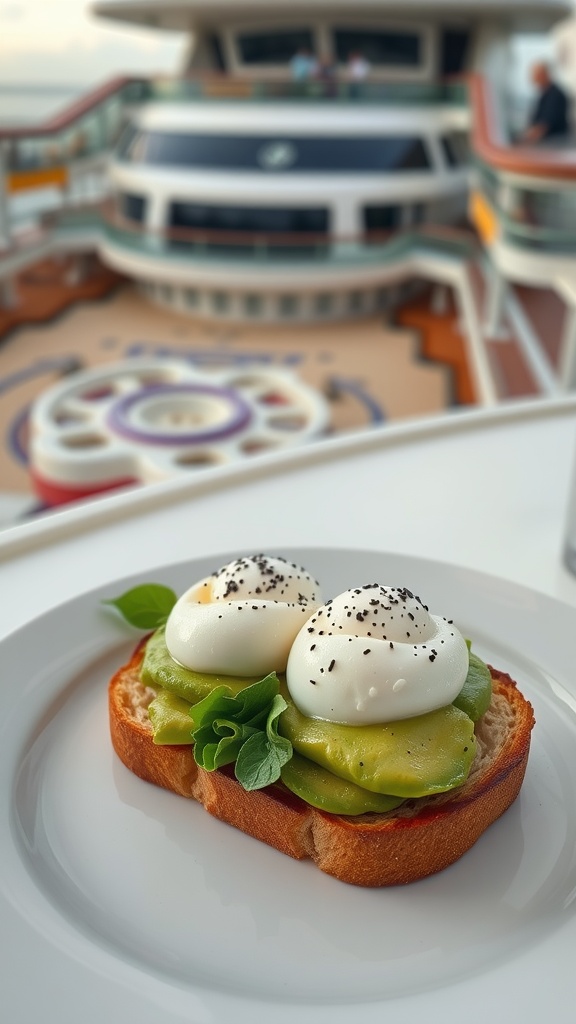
[3,394,576,638]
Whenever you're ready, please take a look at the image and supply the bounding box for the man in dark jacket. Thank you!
[520,62,570,143]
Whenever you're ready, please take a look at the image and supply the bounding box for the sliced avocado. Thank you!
[281,753,404,816]
[141,629,264,703]
[148,689,194,745]
[453,652,492,721]
[279,691,476,798]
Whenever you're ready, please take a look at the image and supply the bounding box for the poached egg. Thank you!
[165,554,321,677]
[286,584,469,724]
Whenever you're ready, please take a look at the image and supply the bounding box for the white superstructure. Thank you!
[86,1,570,320]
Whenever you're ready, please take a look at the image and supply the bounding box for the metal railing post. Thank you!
[0,142,12,251]
[560,306,576,391]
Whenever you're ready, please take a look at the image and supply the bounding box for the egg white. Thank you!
[165,555,321,677]
[286,586,469,724]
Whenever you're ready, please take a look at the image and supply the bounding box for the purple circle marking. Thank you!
[107,384,253,446]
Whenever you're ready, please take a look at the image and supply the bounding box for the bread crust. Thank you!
[109,640,535,886]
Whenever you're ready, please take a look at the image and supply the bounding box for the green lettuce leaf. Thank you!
[190,674,293,790]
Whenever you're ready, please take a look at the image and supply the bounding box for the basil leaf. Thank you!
[232,674,280,723]
[190,673,292,788]
[102,584,177,629]
[235,694,293,791]
[189,685,237,730]
[194,719,259,771]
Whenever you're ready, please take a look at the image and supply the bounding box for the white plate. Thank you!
[2,547,576,1024]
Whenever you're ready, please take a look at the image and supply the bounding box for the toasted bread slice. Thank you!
[109,640,535,886]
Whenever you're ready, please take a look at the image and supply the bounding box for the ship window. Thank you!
[212,292,230,312]
[185,289,199,306]
[132,132,430,172]
[413,202,426,224]
[237,29,314,65]
[116,126,153,163]
[207,33,226,71]
[363,205,402,232]
[278,295,298,317]
[116,123,139,159]
[244,294,262,315]
[349,291,364,312]
[334,28,421,66]
[315,293,333,314]
[441,137,458,168]
[120,192,146,223]
[441,132,470,168]
[440,28,470,76]
[168,203,329,235]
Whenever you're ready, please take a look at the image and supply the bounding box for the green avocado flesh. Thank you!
[142,629,263,702]
[281,754,404,815]
[278,694,476,798]
[453,651,493,721]
[141,629,488,807]
[148,690,194,745]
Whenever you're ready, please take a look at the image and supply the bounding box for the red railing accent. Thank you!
[0,76,145,139]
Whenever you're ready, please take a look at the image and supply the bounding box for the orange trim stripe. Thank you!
[469,189,499,246]
[8,166,68,193]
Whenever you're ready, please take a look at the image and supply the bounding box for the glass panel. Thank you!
[244,294,262,315]
[101,96,124,147]
[168,203,329,234]
[507,187,576,233]
[363,205,402,232]
[441,136,457,168]
[212,292,229,311]
[116,124,145,161]
[315,293,333,314]
[413,202,426,224]
[131,132,430,172]
[442,132,470,167]
[278,295,298,317]
[440,28,470,76]
[333,28,421,66]
[211,292,228,311]
[208,33,226,71]
[237,29,314,65]
[120,193,146,223]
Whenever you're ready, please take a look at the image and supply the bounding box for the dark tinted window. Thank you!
[126,132,430,172]
[120,192,146,222]
[169,203,329,234]
[238,29,314,64]
[334,28,421,66]
[440,28,470,76]
[207,33,226,71]
[363,205,402,231]
[441,137,458,168]
[441,133,469,168]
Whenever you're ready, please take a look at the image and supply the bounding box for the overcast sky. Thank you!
[0,0,186,85]
[0,0,572,89]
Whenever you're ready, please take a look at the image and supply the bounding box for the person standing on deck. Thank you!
[290,47,317,82]
[519,62,570,144]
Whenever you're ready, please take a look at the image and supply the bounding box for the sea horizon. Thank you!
[0,83,87,127]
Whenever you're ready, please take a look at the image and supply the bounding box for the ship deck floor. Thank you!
[0,255,563,526]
